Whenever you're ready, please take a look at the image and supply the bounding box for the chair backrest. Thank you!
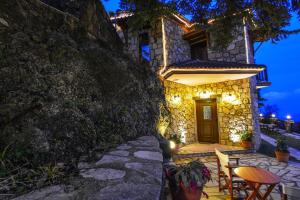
[281,183,300,200]
[215,149,230,177]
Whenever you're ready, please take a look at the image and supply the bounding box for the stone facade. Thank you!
[119,17,251,68]
[208,26,254,64]
[163,18,190,66]
[208,34,247,63]
[124,21,164,71]
[114,14,261,148]
[163,78,258,146]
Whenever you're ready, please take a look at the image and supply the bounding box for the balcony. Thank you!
[256,67,271,89]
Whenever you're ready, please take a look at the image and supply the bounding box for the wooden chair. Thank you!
[279,183,300,200]
[215,149,248,200]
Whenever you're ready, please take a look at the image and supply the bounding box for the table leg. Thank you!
[246,183,262,200]
[261,184,276,200]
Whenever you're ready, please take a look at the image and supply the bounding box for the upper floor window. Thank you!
[139,33,150,63]
[191,41,208,60]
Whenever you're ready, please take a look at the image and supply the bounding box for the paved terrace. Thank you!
[174,153,300,200]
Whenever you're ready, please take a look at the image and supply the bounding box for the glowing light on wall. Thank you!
[228,117,246,143]
[259,113,263,117]
[243,18,250,64]
[271,114,276,118]
[169,140,176,149]
[198,91,212,99]
[171,95,181,105]
[222,93,240,105]
[230,133,241,143]
[172,14,193,28]
[178,122,187,144]
[286,115,292,120]
[161,17,167,68]
[158,124,168,136]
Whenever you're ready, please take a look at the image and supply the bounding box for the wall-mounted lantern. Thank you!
[222,93,240,105]
[171,95,181,105]
[230,132,241,143]
[198,91,212,99]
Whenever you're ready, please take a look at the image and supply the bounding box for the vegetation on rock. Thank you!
[0,0,164,196]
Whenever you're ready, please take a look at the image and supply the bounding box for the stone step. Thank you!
[174,149,255,159]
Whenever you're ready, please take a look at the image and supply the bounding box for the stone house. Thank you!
[111,12,271,149]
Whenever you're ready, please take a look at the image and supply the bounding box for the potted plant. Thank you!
[168,133,183,155]
[239,130,252,149]
[275,137,290,162]
[165,160,211,200]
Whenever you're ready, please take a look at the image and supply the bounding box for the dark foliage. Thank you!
[118,0,300,48]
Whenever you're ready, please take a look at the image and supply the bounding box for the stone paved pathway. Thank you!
[175,153,300,200]
[13,136,164,200]
[261,133,300,160]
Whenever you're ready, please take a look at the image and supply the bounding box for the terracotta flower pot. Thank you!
[275,150,290,162]
[179,183,203,200]
[240,140,252,149]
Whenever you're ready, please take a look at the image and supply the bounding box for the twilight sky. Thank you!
[102,1,300,121]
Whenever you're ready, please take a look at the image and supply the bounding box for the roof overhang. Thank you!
[161,68,264,86]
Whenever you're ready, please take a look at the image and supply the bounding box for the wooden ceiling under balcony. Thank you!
[183,30,208,45]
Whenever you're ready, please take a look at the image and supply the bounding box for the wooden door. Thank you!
[196,99,219,143]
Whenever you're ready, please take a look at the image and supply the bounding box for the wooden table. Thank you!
[234,167,280,200]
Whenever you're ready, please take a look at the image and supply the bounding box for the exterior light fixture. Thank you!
[223,93,238,104]
[286,115,292,120]
[169,140,176,149]
[199,91,211,99]
[271,114,276,118]
[259,113,263,117]
[230,133,241,143]
[171,95,181,104]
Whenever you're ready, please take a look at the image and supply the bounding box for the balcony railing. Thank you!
[256,67,271,88]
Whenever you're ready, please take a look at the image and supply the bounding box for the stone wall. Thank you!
[250,77,261,149]
[118,17,253,67]
[208,31,247,63]
[163,79,259,147]
[125,22,164,71]
[163,18,190,66]
[13,136,164,200]
[42,0,123,49]
[122,17,191,70]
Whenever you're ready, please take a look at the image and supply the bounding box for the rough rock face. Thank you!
[41,0,122,49]
[0,0,163,166]
[13,136,164,200]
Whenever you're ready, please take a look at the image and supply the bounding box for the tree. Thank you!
[257,89,266,108]
[117,0,300,48]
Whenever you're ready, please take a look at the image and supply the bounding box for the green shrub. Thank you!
[276,136,289,153]
[240,131,252,141]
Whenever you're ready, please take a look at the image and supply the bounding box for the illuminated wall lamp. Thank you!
[223,93,236,103]
[199,91,211,99]
[171,95,181,104]
[230,133,241,143]
[169,140,176,149]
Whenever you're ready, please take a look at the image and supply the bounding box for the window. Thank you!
[203,106,212,120]
[191,41,208,60]
[139,33,150,63]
